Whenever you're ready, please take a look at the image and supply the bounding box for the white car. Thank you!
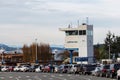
[54,66,59,73]
[35,66,42,72]
[1,66,9,72]
[19,65,30,72]
[117,68,120,80]
[14,66,21,72]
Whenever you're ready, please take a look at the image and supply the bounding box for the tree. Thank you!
[104,31,115,59]
[22,45,30,63]
[39,43,52,62]
[104,31,120,59]
[22,43,52,63]
[94,44,107,61]
[114,36,120,57]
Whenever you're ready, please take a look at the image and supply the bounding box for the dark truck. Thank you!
[82,64,97,75]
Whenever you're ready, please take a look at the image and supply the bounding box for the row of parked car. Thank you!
[91,63,120,79]
[0,64,50,72]
[0,63,120,79]
[53,63,120,79]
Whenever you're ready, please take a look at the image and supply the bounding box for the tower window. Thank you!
[83,30,86,35]
[65,30,78,36]
[79,30,86,35]
[79,31,82,35]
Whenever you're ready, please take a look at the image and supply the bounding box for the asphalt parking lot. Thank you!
[0,72,116,80]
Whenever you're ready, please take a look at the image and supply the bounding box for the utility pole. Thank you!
[1,48,5,65]
[35,38,38,64]
[108,44,111,59]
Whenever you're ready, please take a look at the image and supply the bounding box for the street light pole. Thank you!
[1,48,5,65]
[108,44,111,59]
[35,38,38,63]
[2,51,4,65]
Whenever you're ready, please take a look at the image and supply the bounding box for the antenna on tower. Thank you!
[86,17,89,25]
[77,20,79,27]
[70,22,73,28]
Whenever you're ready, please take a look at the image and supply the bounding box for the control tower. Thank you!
[59,23,94,64]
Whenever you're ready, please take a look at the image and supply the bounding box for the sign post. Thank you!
[69,50,74,64]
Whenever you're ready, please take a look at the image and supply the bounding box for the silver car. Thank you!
[91,67,101,76]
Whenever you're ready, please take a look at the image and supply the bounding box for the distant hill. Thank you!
[0,44,65,51]
[50,47,64,50]
[0,44,17,51]
[50,45,64,51]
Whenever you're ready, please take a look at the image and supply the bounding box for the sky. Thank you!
[0,0,120,47]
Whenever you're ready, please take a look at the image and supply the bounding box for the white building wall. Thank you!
[78,36,87,57]
[65,36,79,49]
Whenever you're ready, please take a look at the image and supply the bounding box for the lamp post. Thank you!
[35,38,38,64]
[1,48,5,65]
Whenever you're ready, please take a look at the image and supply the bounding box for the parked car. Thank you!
[35,65,42,72]
[8,66,14,72]
[57,64,68,73]
[91,67,101,76]
[67,64,77,74]
[73,64,84,74]
[54,65,59,73]
[82,64,96,75]
[14,66,21,72]
[106,63,120,78]
[1,66,9,72]
[117,68,120,80]
[19,65,30,72]
[98,64,110,77]
[0,66,1,71]
[42,66,50,72]
[29,65,39,72]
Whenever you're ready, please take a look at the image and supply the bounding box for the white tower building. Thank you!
[59,23,94,63]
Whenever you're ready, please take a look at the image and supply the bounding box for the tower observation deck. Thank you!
[59,23,94,64]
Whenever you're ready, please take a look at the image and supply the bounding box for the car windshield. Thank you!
[103,65,110,69]
[114,64,120,69]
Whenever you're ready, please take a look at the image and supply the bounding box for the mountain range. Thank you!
[0,44,64,51]
[0,44,17,51]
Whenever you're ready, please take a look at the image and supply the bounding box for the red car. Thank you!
[42,66,50,72]
[8,66,14,72]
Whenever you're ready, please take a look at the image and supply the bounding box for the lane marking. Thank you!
[49,74,67,80]
[59,74,63,77]
[51,75,55,77]
[9,76,13,78]
[43,75,47,77]
[67,75,71,77]
[82,77,91,80]
[18,76,21,78]
[34,76,42,80]
[16,77,19,80]
[26,76,30,78]
[0,77,5,79]
[49,78,53,79]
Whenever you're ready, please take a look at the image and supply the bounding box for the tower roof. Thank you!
[59,24,93,31]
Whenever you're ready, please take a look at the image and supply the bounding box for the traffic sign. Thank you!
[75,57,88,62]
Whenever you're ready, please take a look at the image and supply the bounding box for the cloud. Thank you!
[1,0,120,24]
[0,24,65,46]
[0,0,120,45]
[94,26,120,44]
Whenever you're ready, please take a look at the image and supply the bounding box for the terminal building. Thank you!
[59,23,94,64]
